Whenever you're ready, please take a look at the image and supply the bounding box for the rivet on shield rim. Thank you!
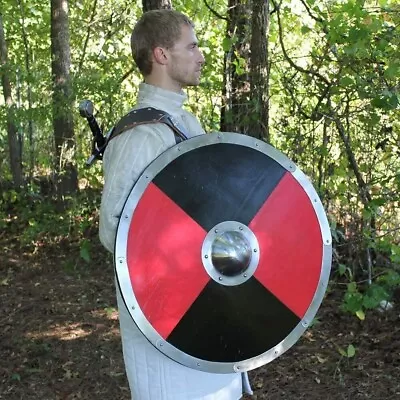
[205,254,208,259]
[253,248,258,253]
[233,365,241,372]
[302,321,308,327]
[218,277,223,281]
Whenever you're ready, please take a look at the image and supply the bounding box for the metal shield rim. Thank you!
[115,131,332,374]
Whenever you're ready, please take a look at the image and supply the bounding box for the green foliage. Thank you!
[1,0,227,182]
[270,0,400,319]
[338,344,356,359]
[340,269,398,319]
[80,239,91,263]
[0,185,99,267]
[11,373,21,382]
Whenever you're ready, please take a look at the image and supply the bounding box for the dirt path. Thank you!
[1,232,399,399]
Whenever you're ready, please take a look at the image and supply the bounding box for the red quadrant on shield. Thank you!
[126,183,210,339]
[250,172,323,318]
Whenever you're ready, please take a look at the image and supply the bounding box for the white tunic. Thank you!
[99,83,251,399]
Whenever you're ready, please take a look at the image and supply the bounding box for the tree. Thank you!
[0,13,23,187]
[220,0,270,141]
[17,0,35,180]
[50,0,77,198]
[220,0,251,135]
[249,0,269,141]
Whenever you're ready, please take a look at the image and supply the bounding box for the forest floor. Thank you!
[1,217,399,400]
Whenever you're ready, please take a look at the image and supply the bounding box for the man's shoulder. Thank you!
[109,104,177,140]
[103,122,175,169]
[111,121,175,146]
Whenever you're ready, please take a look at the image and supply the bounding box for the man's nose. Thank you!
[198,50,205,65]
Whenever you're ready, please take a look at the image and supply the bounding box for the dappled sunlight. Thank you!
[26,322,93,341]
[90,307,119,321]
[25,309,121,342]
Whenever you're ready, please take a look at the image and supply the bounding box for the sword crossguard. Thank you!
[79,99,107,167]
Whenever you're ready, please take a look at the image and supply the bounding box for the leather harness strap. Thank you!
[108,107,189,144]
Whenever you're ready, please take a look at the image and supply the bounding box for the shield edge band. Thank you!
[114,132,332,374]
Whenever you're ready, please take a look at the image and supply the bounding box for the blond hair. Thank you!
[131,10,195,76]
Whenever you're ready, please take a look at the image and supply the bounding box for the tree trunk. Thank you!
[17,0,35,181]
[142,0,171,12]
[249,0,269,141]
[50,0,77,198]
[0,14,23,188]
[221,0,251,134]
[221,0,269,141]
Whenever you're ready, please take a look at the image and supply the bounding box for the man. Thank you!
[99,9,252,399]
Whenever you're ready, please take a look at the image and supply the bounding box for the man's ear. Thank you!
[153,47,169,65]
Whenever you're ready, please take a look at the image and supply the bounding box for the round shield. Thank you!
[115,132,332,374]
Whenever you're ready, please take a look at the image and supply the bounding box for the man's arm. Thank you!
[99,123,176,253]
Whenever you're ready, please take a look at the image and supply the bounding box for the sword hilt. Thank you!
[79,99,107,166]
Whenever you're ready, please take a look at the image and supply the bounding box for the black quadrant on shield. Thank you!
[166,278,300,362]
[152,143,287,231]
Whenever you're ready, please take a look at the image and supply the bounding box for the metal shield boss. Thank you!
[115,132,332,374]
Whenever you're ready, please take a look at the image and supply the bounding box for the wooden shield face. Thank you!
[115,132,332,374]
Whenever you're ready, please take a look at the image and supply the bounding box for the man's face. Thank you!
[166,25,205,89]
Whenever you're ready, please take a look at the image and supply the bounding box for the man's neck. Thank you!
[144,76,183,94]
